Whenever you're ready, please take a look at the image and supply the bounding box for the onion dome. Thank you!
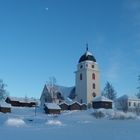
[78,46,96,63]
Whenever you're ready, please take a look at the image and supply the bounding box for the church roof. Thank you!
[78,48,96,63]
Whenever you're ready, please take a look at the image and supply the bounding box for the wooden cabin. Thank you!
[6,97,20,106]
[5,97,36,107]
[0,102,11,113]
[92,96,112,109]
[80,103,87,110]
[69,102,81,110]
[44,103,61,114]
[59,102,69,111]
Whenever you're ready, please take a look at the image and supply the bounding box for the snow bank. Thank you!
[46,120,63,126]
[110,111,137,120]
[5,118,26,127]
[92,109,137,120]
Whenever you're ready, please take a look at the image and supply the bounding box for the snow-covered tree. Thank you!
[116,97,128,112]
[136,75,140,99]
[46,77,59,102]
[0,79,8,101]
[102,81,117,100]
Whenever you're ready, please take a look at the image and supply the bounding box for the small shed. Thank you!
[92,96,113,109]
[0,102,11,113]
[44,103,61,114]
[59,102,69,111]
[81,103,87,110]
[69,101,81,110]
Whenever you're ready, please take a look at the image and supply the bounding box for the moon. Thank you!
[45,8,49,11]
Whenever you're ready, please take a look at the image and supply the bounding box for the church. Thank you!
[40,46,100,106]
[75,47,100,105]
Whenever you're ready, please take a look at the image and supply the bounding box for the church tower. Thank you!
[75,46,100,105]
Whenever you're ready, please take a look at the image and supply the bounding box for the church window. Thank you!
[93,83,95,89]
[86,64,88,67]
[129,102,131,106]
[80,73,82,80]
[92,73,95,80]
[92,65,94,68]
[92,92,96,97]
[80,65,83,69]
[134,102,136,106]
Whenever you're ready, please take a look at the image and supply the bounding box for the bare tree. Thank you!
[136,75,140,98]
[46,76,58,102]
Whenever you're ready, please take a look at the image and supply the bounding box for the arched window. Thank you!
[92,65,94,68]
[92,92,96,97]
[93,83,95,89]
[80,73,82,80]
[92,73,95,80]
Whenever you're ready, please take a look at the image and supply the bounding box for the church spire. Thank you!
[86,43,89,52]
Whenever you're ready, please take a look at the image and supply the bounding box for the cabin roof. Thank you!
[7,97,36,103]
[0,101,11,108]
[44,103,61,110]
[93,96,113,102]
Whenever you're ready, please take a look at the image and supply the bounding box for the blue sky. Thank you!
[0,0,140,98]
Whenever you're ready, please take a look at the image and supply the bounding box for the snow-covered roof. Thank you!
[93,96,113,102]
[70,101,82,106]
[0,101,11,108]
[59,101,69,106]
[57,86,74,99]
[86,51,93,56]
[65,97,73,104]
[41,84,74,99]
[117,95,140,101]
[8,97,36,103]
[44,103,61,110]
[78,50,96,63]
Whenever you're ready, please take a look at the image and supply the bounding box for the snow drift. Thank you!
[5,118,26,127]
[46,120,63,126]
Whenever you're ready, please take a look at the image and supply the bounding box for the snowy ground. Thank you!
[0,107,140,140]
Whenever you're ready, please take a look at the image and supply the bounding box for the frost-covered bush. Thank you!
[110,111,136,120]
[92,110,105,119]
[91,109,137,120]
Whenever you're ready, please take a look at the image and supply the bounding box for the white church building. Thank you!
[75,47,100,105]
[40,47,100,106]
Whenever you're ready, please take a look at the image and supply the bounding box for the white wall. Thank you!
[75,61,100,104]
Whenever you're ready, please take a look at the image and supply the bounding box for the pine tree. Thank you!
[102,81,117,100]
[136,75,140,98]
